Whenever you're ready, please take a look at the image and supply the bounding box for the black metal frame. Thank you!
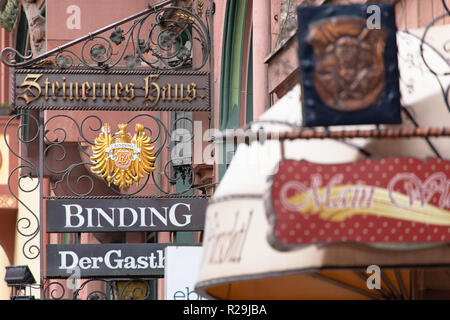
[1,0,213,300]
[3,108,211,299]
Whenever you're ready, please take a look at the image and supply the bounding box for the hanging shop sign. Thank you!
[46,243,199,278]
[297,3,401,126]
[12,69,210,111]
[266,158,450,250]
[46,198,207,233]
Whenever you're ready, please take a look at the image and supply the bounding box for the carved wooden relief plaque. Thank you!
[297,4,402,127]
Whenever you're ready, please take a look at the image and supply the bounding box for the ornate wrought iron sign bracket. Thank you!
[1,0,210,71]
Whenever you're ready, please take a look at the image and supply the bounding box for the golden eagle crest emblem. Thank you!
[90,123,156,189]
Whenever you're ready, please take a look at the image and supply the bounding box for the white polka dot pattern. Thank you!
[268,158,450,247]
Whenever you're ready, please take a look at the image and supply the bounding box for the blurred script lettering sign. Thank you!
[266,158,450,250]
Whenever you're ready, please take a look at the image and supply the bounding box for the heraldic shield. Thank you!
[297,3,402,127]
[90,123,156,189]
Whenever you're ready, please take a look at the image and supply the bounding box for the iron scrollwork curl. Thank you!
[43,114,104,197]
[41,280,66,300]
[41,278,154,300]
[418,0,450,112]
[397,0,450,162]
[4,112,41,260]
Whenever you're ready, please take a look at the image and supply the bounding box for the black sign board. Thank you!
[12,69,210,112]
[46,198,207,233]
[46,243,199,278]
